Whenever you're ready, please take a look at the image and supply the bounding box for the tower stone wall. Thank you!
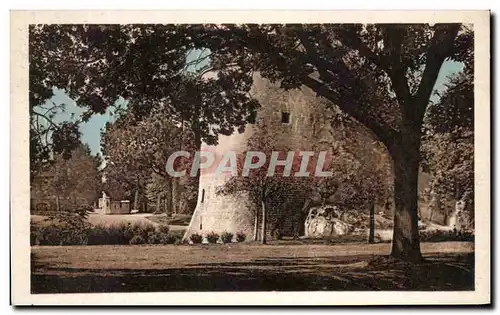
[183,130,257,240]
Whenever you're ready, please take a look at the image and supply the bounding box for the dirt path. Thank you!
[86,213,157,226]
[31,242,474,293]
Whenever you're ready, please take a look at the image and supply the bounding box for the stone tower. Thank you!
[183,74,340,242]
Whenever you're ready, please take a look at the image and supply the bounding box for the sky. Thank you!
[44,60,464,156]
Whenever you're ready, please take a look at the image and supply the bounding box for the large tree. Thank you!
[31,143,102,211]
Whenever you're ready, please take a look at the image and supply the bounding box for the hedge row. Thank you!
[31,221,184,246]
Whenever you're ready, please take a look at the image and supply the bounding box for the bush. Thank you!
[114,222,134,244]
[157,225,170,235]
[129,235,146,245]
[147,231,162,244]
[165,233,180,244]
[236,231,246,242]
[167,230,186,244]
[220,231,233,244]
[206,232,219,244]
[30,226,39,246]
[34,225,62,245]
[131,222,156,239]
[190,233,203,244]
[32,220,89,246]
[87,223,134,245]
[147,230,183,245]
[30,217,187,246]
[73,204,94,219]
[420,229,474,242]
[87,224,110,245]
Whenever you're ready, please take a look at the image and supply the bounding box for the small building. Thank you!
[98,192,131,215]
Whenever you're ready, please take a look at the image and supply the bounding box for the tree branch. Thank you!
[378,26,413,107]
[301,75,398,147]
[295,29,342,84]
[32,110,60,130]
[212,26,400,147]
[412,24,461,122]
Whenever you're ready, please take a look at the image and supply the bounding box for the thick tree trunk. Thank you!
[368,203,375,244]
[260,200,267,244]
[389,126,422,262]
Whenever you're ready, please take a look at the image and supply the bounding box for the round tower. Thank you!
[183,74,336,242]
[182,128,256,241]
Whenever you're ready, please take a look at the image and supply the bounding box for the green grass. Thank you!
[31,242,474,293]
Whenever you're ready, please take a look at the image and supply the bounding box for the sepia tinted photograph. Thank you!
[11,10,490,306]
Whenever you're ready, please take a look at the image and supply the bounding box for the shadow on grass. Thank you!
[31,252,474,293]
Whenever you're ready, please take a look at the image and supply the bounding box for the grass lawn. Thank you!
[31,241,474,293]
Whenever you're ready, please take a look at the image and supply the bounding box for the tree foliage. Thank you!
[422,69,474,222]
[29,25,260,178]
[31,143,102,211]
[101,101,199,213]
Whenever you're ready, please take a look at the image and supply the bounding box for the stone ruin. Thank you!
[304,205,354,238]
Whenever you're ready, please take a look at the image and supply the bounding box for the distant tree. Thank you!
[32,143,102,211]
[145,173,170,214]
[30,116,81,181]
[101,113,148,209]
[101,167,133,201]
[422,69,474,226]
[101,102,197,214]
